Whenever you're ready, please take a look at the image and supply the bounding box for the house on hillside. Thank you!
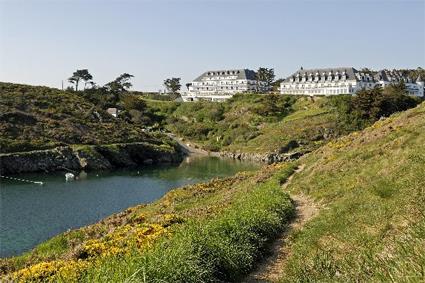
[280,67,375,96]
[182,69,267,102]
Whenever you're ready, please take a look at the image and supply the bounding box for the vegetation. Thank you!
[104,73,135,104]
[145,94,339,153]
[2,102,424,281]
[0,82,168,153]
[143,88,421,154]
[329,83,421,132]
[68,69,93,91]
[163,77,181,94]
[131,91,180,101]
[1,163,296,282]
[279,102,425,281]
[256,67,275,91]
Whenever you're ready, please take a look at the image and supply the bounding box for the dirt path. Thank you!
[243,165,319,282]
[167,134,211,156]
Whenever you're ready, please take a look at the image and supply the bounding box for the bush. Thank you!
[330,85,420,132]
[122,95,147,112]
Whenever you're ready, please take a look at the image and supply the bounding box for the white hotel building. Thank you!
[182,69,266,102]
[280,67,375,96]
[280,67,424,97]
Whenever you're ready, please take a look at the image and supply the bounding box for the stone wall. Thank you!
[0,143,183,175]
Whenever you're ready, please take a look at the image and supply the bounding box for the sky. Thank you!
[0,0,424,92]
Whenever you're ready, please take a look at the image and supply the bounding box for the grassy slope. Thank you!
[280,102,425,281]
[1,163,296,282]
[228,97,335,153]
[0,82,164,153]
[146,94,339,154]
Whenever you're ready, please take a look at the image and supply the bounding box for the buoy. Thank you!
[65,173,75,182]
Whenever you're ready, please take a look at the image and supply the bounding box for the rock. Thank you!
[0,142,183,175]
[218,150,308,164]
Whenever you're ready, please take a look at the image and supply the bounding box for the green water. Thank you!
[0,156,259,258]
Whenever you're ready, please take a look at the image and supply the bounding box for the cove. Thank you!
[0,156,259,258]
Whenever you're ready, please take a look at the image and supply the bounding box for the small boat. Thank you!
[65,173,75,182]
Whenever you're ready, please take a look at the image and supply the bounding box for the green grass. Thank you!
[82,164,296,282]
[1,163,296,282]
[279,102,425,282]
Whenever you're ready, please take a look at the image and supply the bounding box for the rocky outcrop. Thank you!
[0,142,183,175]
[218,150,307,164]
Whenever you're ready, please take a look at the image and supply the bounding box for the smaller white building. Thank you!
[182,69,267,102]
[280,67,375,96]
[374,70,424,97]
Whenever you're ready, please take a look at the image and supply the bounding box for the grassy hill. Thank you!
[146,94,341,154]
[0,82,165,153]
[279,102,425,281]
[2,101,424,281]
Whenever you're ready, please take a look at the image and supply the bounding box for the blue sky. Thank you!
[1,0,424,91]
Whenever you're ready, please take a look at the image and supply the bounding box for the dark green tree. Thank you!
[105,73,134,103]
[122,94,147,112]
[332,82,419,132]
[68,69,93,91]
[256,68,275,92]
[164,78,181,94]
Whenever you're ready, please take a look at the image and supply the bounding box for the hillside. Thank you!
[276,102,425,281]
[0,82,166,153]
[146,94,341,154]
[2,102,424,282]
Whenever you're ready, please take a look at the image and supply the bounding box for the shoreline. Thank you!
[0,142,183,175]
[168,134,307,164]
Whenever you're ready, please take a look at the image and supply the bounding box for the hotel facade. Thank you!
[280,67,376,96]
[182,69,267,102]
[280,67,424,97]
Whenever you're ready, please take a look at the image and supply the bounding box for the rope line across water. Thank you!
[0,175,44,185]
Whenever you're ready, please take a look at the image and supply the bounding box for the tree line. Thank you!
[330,82,421,132]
